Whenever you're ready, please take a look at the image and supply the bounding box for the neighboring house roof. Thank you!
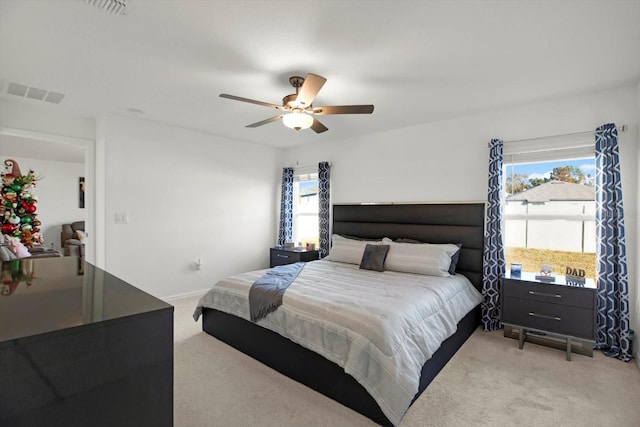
[507,180,595,202]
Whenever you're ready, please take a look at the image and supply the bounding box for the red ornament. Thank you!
[26,205,36,214]
[1,224,15,234]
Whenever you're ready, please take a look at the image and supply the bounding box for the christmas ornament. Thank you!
[2,173,14,185]
[20,230,34,248]
[4,159,22,177]
[1,224,14,234]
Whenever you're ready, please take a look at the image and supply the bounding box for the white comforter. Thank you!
[194,259,482,425]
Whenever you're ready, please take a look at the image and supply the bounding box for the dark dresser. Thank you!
[0,257,174,427]
[501,272,596,360]
[270,246,319,267]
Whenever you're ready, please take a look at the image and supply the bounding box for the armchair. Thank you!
[61,221,85,258]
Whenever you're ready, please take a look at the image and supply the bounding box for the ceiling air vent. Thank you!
[4,80,65,104]
[7,82,28,97]
[83,0,131,16]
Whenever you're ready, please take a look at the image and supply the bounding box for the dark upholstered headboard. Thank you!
[332,203,485,291]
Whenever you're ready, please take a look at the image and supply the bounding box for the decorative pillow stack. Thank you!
[325,234,461,277]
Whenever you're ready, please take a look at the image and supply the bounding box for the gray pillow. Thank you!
[359,244,390,272]
[448,245,462,275]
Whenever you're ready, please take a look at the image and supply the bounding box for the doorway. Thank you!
[0,127,95,262]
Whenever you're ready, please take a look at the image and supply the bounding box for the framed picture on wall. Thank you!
[79,177,85,209]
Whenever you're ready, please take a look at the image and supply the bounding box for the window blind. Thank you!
[503,133,594,164]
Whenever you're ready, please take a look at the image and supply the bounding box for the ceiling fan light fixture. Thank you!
[282,110,313,131]
[220,72,373,134]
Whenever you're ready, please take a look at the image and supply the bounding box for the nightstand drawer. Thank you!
[270,248,319,267]
[503,297,595,339]
[270,250,297,266]
[502,279,594,309]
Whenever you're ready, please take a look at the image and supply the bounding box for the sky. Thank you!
[299,181,317,191]
[506,158,595,181]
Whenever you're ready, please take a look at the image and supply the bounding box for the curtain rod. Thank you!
[489,124,628,147]
[285,162,332,170]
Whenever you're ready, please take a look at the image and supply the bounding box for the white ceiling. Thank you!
[1,0,639,149]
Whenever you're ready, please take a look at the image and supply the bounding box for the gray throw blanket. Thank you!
[249,262,305,322]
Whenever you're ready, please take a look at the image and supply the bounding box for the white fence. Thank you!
[504,200,596,253]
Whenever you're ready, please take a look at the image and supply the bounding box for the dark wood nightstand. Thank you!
[501,272,596,361]
[270,247,319,267]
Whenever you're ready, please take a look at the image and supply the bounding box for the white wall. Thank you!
[281,84,639,359]
[100,115,279,299]
[0,156,85,251]
[0,99,280,301]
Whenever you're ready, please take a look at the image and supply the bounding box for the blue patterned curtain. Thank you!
[318,162,331,258]
[278,167,294,246]
[594,123,632,361]
[482,138,505,331]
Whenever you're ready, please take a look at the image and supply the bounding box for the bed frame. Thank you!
[202,203,485,426]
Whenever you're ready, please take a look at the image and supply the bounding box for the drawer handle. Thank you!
[276,254,290,258]
[529,312,561,321]
[528,290,562,298]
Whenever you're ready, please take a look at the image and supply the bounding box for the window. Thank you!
[293,173,319,247]
[502,135,596,279]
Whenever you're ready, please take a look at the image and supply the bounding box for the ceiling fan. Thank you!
[219,73,374,133]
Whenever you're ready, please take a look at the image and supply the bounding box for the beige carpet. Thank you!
[173,296,640,427]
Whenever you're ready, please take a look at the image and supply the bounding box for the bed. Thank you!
[195,203,485,426]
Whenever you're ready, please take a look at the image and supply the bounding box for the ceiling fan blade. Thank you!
[220,94,284,110]
[313,105,374,115]
[246,115,283,128]
[310,118,328,133]
[295,73,327,107]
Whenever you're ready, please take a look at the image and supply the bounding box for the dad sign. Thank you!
[565,266,586,286]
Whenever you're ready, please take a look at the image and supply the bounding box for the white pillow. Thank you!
[325,234,382,265]
[76,230,87,243]
[382,237,459,277]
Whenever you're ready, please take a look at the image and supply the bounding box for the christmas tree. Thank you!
[1,159,43,247]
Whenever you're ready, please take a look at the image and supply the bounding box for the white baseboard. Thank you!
[163,288,208,302]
